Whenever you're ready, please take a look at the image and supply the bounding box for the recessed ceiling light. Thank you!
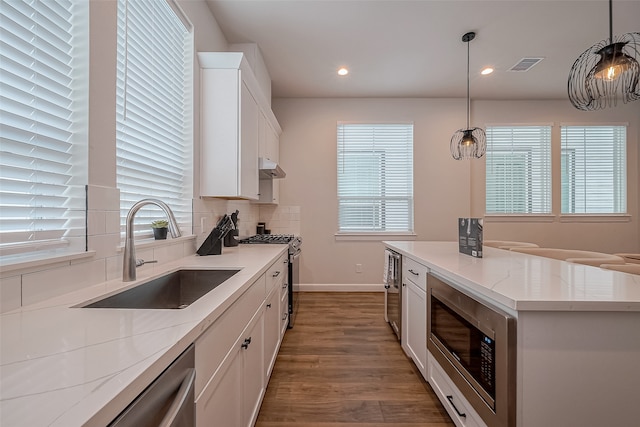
[481,67,494,75]
[337,67,349,76]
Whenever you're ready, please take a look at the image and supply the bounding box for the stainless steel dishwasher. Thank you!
[384,248,402,340]
[109,344,195,427]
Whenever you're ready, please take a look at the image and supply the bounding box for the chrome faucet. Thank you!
[123,198,182,282]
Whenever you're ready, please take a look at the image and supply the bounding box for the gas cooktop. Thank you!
[238,234,299,244]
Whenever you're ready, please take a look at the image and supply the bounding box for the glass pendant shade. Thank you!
[567,1,640,110]
[451,128,486,160]
[450,31,486,160]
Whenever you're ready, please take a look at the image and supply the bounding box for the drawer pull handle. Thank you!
[241,337,252,349]
[272,271,281,277]
[282,313,288,320]
[408,269,419,276]
[282,283,288,289]
[266,303,272,308]
[446,395,466,418]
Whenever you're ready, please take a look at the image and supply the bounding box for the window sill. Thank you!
[335,232,417,242]
[558,214,631,223]
[0,250,97,274]
[483,214,555,223]
[116,234,196,251]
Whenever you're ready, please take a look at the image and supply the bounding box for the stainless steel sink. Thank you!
[80,269,240,309]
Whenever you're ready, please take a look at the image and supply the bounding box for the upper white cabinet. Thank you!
[198,52,280,200]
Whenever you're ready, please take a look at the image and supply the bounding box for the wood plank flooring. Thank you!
[256,292,455,427]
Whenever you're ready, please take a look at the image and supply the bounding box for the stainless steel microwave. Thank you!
[427,273,516,427]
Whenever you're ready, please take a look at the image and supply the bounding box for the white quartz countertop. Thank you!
[0,245,288,427]
[385,241,640,313]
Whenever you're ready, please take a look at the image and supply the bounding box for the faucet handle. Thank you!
[135,259,158,267]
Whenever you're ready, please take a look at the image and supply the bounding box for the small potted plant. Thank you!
[151,219,169,240]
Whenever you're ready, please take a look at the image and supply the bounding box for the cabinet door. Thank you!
[404,280,427,379]
[264,287,280,380]
[240,82,259,199]
[196,343,243,426]
[242,311,265,427]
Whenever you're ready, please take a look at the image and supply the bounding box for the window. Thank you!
[485,126,551,214]
[561,125,626,214]
[0,0,89,256]
[116,0,193,238]
[337,123,413,232]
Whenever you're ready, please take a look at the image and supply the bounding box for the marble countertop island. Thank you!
[384,241,640,426]
[384,241,640,313]
[0,245,287,427]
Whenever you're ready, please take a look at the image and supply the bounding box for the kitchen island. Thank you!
[385,241,640,427]
[0,244,288,426]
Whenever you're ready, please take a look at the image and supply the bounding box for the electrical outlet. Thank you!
[356,263,363,273]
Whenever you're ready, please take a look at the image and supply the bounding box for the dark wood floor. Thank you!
[256,292,455,427]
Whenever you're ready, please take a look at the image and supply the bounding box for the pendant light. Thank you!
[567,0,640,110]
[451,31,486,160]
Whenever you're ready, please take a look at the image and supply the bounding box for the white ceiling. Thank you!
[205,0,640,100]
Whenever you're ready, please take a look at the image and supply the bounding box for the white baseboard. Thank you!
[297,283,384,292]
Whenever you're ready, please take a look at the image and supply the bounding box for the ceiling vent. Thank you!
[508,57,544,72]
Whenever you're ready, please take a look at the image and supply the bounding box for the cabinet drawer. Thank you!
[403,257,428,291]
[195,274,266,397]
[266,253,287,295]
[428,354,486,427]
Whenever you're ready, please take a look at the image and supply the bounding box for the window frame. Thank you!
[336,122,415,239]
[485,124,553,216]
[560,124,627,215]
[115,0,194,240]
[0,0,89,258]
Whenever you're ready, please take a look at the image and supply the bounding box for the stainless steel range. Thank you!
[238,234,301,327]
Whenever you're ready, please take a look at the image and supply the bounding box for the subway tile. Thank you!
[87,185,119,211]
[87,210,106,236]
[22,259,107,306]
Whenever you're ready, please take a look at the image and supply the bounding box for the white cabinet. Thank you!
[402,256,428,380]
[257,110,282,205]
[199,52,261,200]
[264,253,288,379]
[196,308,264,427]
[428,353,487,427]
[195,252,288,427]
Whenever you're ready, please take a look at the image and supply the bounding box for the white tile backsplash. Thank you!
[259,205,301,236]
[22,259,107,306]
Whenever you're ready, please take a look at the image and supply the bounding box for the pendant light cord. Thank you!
[609,0,613,44]
[466,36,470,130]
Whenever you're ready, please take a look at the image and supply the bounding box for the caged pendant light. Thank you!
[451,32,486,160]
[567,0,640,110]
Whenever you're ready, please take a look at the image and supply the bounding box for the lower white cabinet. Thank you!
[401,256,428,380]
[264,285,280,379]
[194,253,288,427]
[428,353,487,427]
[196,308,264,427]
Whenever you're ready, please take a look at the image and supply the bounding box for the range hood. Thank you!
[259,157,286,179]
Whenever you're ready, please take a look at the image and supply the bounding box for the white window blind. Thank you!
[116,0,193,237]
[0,0,88,256]
[561,125,626,214]
[486,126,551,214]
[337,123,413,232]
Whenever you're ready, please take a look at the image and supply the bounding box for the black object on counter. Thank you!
[197,214,234,256]
[224,210,240,247]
